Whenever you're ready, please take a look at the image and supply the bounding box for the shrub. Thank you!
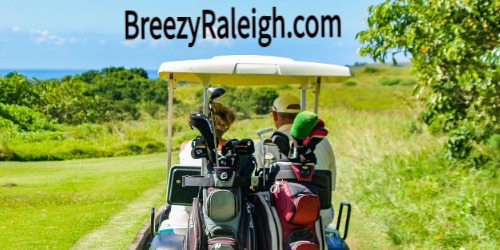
[363,66,380,73]
[342,80,357,86]
[399,79,417,86]
[380,78,403,86]
[353,62,368,66]
[0,103,55,132]
[0,73,38,107]
[251,87,279,114]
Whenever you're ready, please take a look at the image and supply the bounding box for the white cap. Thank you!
[272,94,300,113]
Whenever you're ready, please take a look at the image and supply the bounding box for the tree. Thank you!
[0,73,38,107]
[33,78,108,124]
[357,0,499,162]
[251,87,279,114]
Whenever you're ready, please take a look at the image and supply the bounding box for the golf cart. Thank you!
[131,55,353,250]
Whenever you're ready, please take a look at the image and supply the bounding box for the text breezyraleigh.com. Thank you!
[125,7,341,47]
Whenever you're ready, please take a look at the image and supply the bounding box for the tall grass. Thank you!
[327,105,498,249]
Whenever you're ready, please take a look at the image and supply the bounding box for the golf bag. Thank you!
[272,162,327,250]
[183,137,257,250]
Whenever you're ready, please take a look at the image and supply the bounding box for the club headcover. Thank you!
[221,139,239,156]
[290,111,318,140]
[191,136,208,159]
[271,131,290,157]
[304,118,328,146]
[189,113,217,163]
[307,136,325,152]
[233,139,255,155]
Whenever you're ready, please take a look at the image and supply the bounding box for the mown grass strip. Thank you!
[71,181,165,250]
[0,153,169,249]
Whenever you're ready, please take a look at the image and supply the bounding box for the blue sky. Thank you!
[0,0,386,70]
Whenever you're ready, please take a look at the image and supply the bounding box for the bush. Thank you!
[0,73,38,107]
[0,103,55,132]
[380,78,403,86]
[364,66,380,73]
[399,79,417,86]
[342,80,357,86]
[353,62,368,66]
[379,78,416,86]
[0,117,18,131]
[251,87,279,114]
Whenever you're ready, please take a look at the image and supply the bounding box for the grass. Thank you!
[357,151,499,249]
[0,153,170,249]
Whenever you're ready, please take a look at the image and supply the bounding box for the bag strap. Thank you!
[183,175,215,187]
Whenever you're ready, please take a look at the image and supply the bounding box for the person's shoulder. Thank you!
[317,138,334,149]
[180,140,191,151]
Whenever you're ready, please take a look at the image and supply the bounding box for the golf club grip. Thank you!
[256,127,273,135]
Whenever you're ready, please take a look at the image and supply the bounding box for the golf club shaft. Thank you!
[209,103,219,167]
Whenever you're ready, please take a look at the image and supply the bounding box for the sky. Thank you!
[0,0,388,70]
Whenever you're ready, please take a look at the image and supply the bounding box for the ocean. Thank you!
[0,68,159,80]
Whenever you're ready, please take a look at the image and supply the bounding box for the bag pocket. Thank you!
[204,187,239,222]
[271,180,320,225]
[209,225,237,239]
[287,228,319,250]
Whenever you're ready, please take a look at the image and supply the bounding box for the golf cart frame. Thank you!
[131,55,353,249]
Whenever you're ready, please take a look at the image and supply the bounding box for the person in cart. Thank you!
[254,93,337,228]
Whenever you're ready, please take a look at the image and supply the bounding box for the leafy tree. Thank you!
[251,87,279,114]
[130,68,149,79]
[82,67,155,120]
[33,78,108,124]
[140,79,169,104]
[357,0,499,162]
[75,70,100,84]
[0,73,38,107]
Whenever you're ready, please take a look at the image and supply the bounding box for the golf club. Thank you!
[207,87,226,167]
[256,127,273,187]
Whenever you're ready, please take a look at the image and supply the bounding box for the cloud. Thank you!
[121,39,143,48]
[11,26,21,32]
[29,29,78,45]
[199,27,233,47]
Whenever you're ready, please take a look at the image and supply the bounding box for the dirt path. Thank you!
[71,181,165,250]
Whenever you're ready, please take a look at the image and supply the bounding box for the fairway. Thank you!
[0,153,171,249]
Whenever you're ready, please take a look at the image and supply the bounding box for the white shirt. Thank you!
[179,140,203,166]
[254,124,337,190]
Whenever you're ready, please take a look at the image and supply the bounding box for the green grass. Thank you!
[355,151,499,249]
[0,154,169,249]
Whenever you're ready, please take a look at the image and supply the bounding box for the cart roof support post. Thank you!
[166,73,174,183]
[314,77,321,114]
[300,83,307,112]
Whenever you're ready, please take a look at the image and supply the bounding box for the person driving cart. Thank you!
[179,102,236,164]
[155,102,236,238]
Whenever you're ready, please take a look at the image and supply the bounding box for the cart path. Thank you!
[71,181,165,250]
[334,155,396,250]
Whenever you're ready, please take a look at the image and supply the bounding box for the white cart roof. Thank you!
[158,55,352,86]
